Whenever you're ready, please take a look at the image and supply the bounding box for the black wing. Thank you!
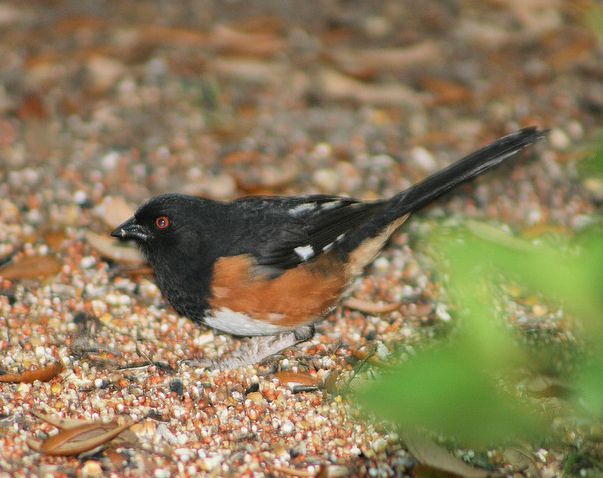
[229,195,385,275]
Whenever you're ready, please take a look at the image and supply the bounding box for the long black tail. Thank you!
[383,127,546,222]
[341,127,546,252]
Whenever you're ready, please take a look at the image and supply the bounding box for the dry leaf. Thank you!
[213,25,286,57]
[85,231,145,265]
[0,362,63,383]
[421,78,472,106]
[231,164,300,194]
[272,465,315,477]
[525,375,573,398]
[18,93,48,120]
[43,229,68,250]
[0,255,62,280]
[55,15,107,34]
[343,298,400,314]
[136,25,209,47]
[93,196,136,230]
[31,410,94,429]
[210,58,286,84]
[113,265,154,278]
[27,412,136,456]
[318,69,425,107]
[330,41,442,78]
[502,447,538,475]
[403,432,488,478]
[273,371,320,388]
[498,0,562,34]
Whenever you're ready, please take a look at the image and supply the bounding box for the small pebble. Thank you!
[549,128,570,150]
[281,420,294,434]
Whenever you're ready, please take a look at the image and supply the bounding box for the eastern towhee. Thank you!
[112,127,546,369]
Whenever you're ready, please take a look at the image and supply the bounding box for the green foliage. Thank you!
[578,137,603,179]
[355,142,603,447]
[586,4,603,40]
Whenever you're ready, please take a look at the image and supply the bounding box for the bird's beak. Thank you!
[111,217,150,242]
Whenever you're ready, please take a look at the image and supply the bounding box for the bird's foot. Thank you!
[180,325,315,371]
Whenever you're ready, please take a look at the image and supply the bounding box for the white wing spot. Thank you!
[323,233,346,252]
[288,202,317,217]
[294,245,314,261]
[321,200,341,210]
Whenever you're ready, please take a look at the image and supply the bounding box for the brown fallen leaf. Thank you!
[210,58,287,84]
[0,255,62,280]
[402,432,488,478]
[502,447,538,475]
[271,465,315,477]
[18,92,48,120]
[343,297,400,314]
[329,41,443,78]
[273,371,320,388]
[31,410,92,429]
[27,411,136,456]
[93,196,136,230]
[231,164,300,194]
[213,25,287,58]
[421,78,472,106]
[318,69,425,107]
[43,229,68,251]
[55,15,108,34]
[112,265,155,278]
[136,25,210,48]
[499,0,562,34]
[85,231,145,265]
[525,375,573,398]
[0,362,63,383]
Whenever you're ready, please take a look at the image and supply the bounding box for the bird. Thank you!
[112,127,546,369]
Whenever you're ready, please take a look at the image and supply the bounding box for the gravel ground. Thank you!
[1,1,602,476]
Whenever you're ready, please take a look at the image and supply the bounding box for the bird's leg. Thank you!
[181,325,315,371]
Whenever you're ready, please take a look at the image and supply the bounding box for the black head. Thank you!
[111,194,209,255]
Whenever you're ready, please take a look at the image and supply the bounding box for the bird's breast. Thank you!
[206,253,347,335]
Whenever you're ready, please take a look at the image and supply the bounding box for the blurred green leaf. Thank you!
[577,137,603,178]
[586,5,603,39]
[355,218,603,446]
[356,344,545,445]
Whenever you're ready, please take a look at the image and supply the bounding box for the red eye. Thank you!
[155,215,170,230]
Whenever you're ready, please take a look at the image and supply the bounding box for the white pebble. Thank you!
[281,420,294,434]
[549,128,570,150]
[313,168,339,192]
[91,300,107,316]
[435,303,451,322]
[80,256,96,269]
[101,151,120,170]
[410,146,437,172]
[373,256,389,271]
[376,342,390,360]
[372,437,388,453]
[312,142,332,159]
[73,190,88,205]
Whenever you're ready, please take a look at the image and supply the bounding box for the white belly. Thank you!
[204,307,289,336]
